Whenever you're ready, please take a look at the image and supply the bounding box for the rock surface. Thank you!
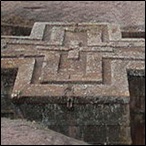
[1,118,89,145]
[1,1,145,31]
[1,1,145,145]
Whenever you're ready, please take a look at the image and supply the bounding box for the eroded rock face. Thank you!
[1,118,89,145]
[1,22,145,145]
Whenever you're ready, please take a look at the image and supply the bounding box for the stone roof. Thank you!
[1,22,145,104]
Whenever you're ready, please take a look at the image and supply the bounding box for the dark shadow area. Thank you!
[127,70,145,145]
[1,24,32,36]
[1,68,18,118]
[122,31,145,38]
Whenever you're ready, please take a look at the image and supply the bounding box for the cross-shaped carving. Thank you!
[1,22,145,102]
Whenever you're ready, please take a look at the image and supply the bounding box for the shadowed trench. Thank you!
[128,70,145,145]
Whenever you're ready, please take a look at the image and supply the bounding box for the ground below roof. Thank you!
[1,118,89,145]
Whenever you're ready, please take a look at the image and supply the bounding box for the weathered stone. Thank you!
[1,118,89,145]
[1,40,7,49]
[68,50,80,60]
[1,22,145,145]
